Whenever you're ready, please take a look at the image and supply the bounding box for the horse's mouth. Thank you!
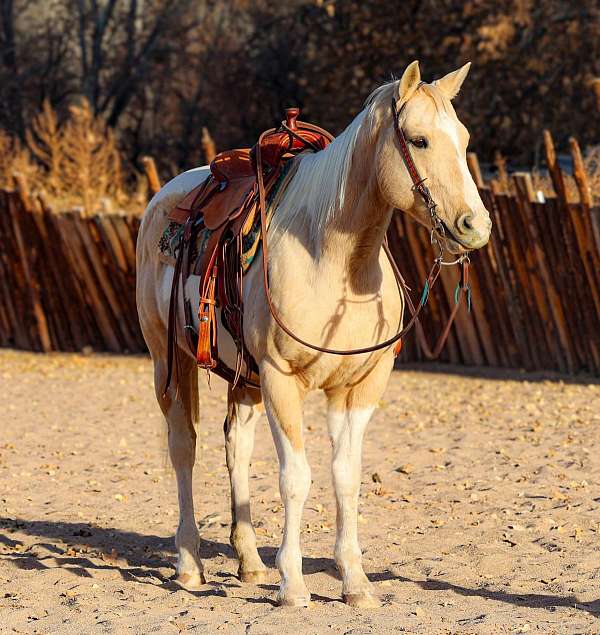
[437,220,471,254]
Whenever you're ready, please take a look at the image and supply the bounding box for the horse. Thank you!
[135,60,492,608]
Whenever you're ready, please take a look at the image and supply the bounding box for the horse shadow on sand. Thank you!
[1,516,599,615]
[0,516,332,603]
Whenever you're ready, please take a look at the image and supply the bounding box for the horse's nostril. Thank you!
[458,213,474,233]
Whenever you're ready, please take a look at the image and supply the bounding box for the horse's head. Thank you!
[374,61,491,253]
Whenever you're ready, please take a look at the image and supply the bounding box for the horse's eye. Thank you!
[410,137,428,149]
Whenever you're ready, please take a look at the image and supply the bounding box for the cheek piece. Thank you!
[391,95,446,257]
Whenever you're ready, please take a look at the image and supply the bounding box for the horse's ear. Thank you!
[434,62,471,100]
[397,60,421,105]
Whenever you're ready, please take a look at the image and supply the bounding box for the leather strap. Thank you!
[255,109,466,357]
[383,242,470,359]
[164,178,218,396]
[391,96,446,241]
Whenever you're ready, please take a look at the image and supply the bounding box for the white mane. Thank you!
[269,82,397,251]
[268,109,367,249]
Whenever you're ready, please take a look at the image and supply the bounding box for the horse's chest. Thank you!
[242,245,403,388]
[294,348,389,391]
[284,284,401,389]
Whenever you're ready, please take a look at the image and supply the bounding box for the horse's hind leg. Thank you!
[154,355,205,589]
[224,385,267,583]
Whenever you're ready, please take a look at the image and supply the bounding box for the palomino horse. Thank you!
[136,61,491,607]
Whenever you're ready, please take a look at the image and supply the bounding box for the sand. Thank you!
[1,350,599,634]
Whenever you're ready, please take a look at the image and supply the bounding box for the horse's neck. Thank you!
[316,139,392,293]
[271,115,392,293]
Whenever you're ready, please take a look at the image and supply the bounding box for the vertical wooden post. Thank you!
[467,152,485,188]
[201,127,217,164]
[141,156,161,195]
[543,129,568,204]
[591,78,600,113]
[13,172,32,210]
[493,151,509,193]
[568,136,600,316]
[512,172,536,203]
[7,193,52,352]
[569,136,593,207]
[490,179,502,196]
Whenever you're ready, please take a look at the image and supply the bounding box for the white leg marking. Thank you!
[225,395,267,582]
[266,410,311,606]
[167,409,205,588]
[329,406,380,607]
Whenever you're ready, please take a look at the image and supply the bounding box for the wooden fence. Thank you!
[389,191,600,374]
[0,191,145,354]
[1,158,599,375]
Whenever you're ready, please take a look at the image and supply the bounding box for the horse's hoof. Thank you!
[343,591,380,608]
[174,571,206,590]
[278,592,311,607]
[239,569,268,584]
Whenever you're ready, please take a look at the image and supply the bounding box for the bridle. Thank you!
[255,95,472,357]
[391,96,446,256]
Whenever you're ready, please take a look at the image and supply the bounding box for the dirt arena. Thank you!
[1,350,599,634]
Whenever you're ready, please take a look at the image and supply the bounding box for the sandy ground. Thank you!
[1,350,599,634]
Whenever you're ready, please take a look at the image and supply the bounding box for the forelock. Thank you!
[418,83,452,115]
[363,80,454,132]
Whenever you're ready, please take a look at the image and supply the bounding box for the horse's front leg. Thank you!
[326,356,393,608]
[261,361,311,606]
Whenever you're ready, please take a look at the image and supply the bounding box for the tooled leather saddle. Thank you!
[164,109,333,394]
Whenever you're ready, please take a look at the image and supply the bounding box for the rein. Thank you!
[256,99,471,357]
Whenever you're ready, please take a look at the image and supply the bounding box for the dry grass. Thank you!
[1,99,147,215]
[1,99,598,214]
[0,130,39,191]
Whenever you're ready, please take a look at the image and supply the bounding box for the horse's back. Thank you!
[138,166,211,257]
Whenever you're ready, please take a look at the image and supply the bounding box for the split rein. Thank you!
[256,98,472,358]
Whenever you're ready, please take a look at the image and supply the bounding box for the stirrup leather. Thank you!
[196,264,218,369]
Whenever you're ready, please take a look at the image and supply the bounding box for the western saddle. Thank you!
[164,108,333,393]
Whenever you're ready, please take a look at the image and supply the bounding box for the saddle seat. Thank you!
[210,148,254,182]
[168,150,256,231]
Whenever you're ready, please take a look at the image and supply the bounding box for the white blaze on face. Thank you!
[436,111,481,211]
